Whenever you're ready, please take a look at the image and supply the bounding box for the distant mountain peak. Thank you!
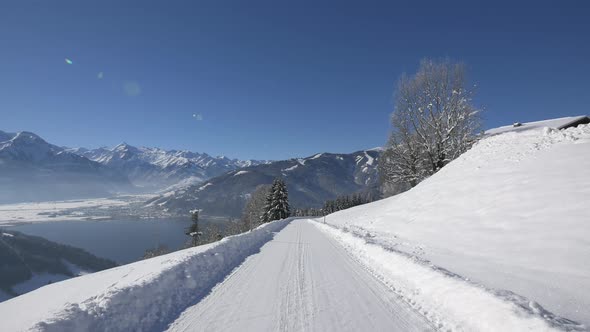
[70,143,270,191]
[0,130,132,203]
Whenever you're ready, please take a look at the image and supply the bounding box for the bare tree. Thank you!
[241,184,271,230]
[380,59,481,192]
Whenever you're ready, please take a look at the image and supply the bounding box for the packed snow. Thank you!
[167,219,432,332]
[322,123,590,328]
[313,222,571,331]
[0,218,293,332]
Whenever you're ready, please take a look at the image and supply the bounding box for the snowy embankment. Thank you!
[0,218,293,332]
[315,222,580,331]
[321,124,590,329]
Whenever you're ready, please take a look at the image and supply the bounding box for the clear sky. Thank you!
[1,0,589,160]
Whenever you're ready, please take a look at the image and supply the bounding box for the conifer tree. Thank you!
[262,178,290,222]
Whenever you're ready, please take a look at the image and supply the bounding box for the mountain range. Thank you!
[68,144,268,191]
[147,150,381,217]
[1,130,382,214]
[0,131,130,203]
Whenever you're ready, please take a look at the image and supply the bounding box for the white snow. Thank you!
[167,219,431,332]
[1,120,588,331]
[160,176,205,192]
[363,151,374,165]
[0,218,293,332]
[282,164,299,172]
[314,222,566,331]
[233,170,249,176]
[309,153,323,160]
[485,115,588,135]
[2,232,14,237]
[0,196,150,225]
[197,183,212,191]
[11,273,72,296]
[322,123,590,328]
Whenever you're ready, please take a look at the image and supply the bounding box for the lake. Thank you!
[10,217,224,264]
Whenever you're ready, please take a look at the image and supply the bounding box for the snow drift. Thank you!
[322,123,590,328]
[0,218,294,332]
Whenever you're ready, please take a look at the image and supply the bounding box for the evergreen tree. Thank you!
[263,178,291,222]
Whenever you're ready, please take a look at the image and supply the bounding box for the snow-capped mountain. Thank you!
[149,150,381,216]
[0,131,131,203]
[69,144,269,191]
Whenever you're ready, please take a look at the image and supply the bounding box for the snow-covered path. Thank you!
[167,219,431,332]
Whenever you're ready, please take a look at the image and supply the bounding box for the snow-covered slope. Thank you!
[322,123,590,327]
[0,131,131,203]
[0,230,117,302]
[0,218,293,332]
[69,144,268,190]
[485,115,589,135]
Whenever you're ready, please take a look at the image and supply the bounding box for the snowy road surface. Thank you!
[167,219,432,332]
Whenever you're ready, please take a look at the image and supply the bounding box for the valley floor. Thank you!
[0,195,158,225]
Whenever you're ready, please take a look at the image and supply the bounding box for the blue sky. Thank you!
[1,0,588,160]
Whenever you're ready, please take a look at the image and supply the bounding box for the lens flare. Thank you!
[65,58,73,65]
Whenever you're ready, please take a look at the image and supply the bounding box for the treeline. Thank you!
[322,192,373,214]
[292,192,376,217]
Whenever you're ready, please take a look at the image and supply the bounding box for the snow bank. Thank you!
[322,124,590,327]
[0,218,294,332]
[314,222,583,331]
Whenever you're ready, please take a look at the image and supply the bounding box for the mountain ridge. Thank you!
[149,149,381,217]
[68,143,270,190]
[0,130,132,203]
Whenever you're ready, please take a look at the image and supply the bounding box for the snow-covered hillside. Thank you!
[0,218,293,332]
[69,144,268,190]
[322,123,590,327]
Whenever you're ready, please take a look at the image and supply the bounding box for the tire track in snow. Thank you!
[168,219,431,332]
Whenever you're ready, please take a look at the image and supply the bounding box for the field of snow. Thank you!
[323,123,590,328]
[0,195,153,225]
